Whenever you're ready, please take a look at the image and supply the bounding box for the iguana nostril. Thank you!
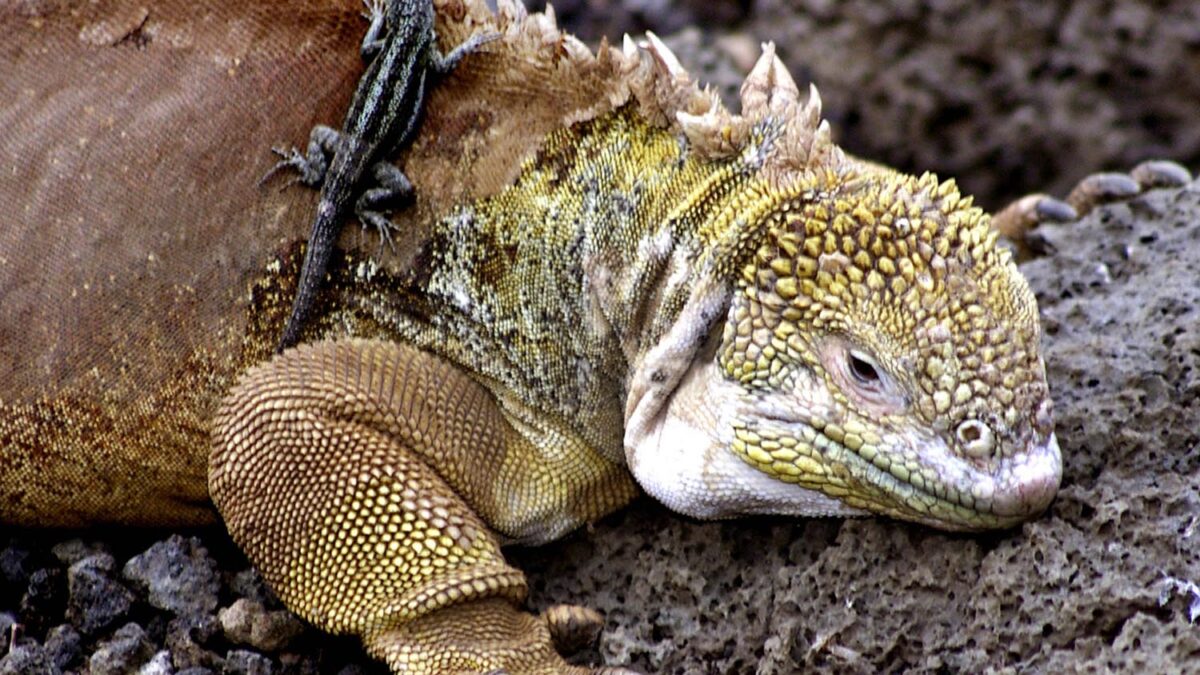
[957,420,995,459]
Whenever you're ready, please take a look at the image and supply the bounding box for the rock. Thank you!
[228,569,275,608]
[0,544,32,601]
[222,650,275,675]
[0,612,15,653]
[166,614,224,671]
[20,567,66,636]
[0,643,60,675]
[138,650,174,675]
[67,554,134,637]
[218,599,304,652]
[51,540,109,567]
[44,624,82,671]
[90,623,156,675]
[123,536,220,617]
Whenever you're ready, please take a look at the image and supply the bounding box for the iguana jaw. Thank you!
[626,352,1062,530]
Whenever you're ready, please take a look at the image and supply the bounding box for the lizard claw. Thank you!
[542,604,604,655]
[361,0,385,23]
[1065,171,1141,213]
[360,212,400,254]
[1130,159,1192,190]
[259,146,316,188]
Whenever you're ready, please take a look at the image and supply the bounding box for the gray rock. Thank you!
[51,540,108,566]
[222,650,274,675]
[20,567,65,636]
[67,554,134,637]
[0,644,60,675]
[228,569,274,608]
[0,612,15,653]
[90,622,156,675]
[138,650,174,675]
[123,536,220,617]
[165,614,223,671]
[0,544,32,591]
[218,599,304,652]
[44,624,82,671]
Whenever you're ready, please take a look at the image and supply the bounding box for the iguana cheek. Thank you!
[625,357,865,520]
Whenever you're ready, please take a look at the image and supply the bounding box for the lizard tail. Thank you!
[276,209,337,352]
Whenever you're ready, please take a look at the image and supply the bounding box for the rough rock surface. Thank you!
[3,3,1199,674]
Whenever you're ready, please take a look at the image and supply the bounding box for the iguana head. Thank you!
[621,42,1058,531]
[626,164,1060,531]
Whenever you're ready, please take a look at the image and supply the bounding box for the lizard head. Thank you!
[626,167,1060,531]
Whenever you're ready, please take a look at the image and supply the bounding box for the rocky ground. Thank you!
[4,2,1199,674]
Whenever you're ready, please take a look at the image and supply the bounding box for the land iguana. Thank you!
[0,0,1189,673]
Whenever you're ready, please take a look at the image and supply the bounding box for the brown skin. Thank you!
[0,0,372,525]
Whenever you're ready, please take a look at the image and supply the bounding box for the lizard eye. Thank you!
[847,350,881,385]
[823,340,908,413]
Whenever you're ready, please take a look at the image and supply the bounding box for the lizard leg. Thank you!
[359,0,387,61]
[429,30,500,78]
[355,161,413,251]
[210,338,593,674]
[992,159,1192,256]
[260,125,343,187]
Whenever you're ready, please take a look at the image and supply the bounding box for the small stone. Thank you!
[166,614,223,671]
[67,554,134,637]
[90,623,156,675]
[219,599,304,652]
[51,540,109,567]
[0,643,61,675]
[123,535,220,617]
[177,669,217,675]
[138,650,173,675]
[0,543,33,595]
[0,612,15,652]
[44,624,82,671]
[229,569,275,607]
[21,567,66,636]
[223,649,275,675]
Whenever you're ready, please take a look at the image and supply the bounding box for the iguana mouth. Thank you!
[730,414,1063,530]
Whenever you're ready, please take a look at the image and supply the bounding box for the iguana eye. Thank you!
[820,339,908,413]
[848,350,881,385]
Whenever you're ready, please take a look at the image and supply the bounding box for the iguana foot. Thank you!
[993,159,1192,257]
[542,604,604,655]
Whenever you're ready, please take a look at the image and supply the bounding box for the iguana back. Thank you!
[0,0,690,526]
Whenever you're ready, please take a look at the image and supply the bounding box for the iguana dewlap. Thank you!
[1,0,1061,672]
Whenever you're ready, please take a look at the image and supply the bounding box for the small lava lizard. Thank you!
[267,0,492,350]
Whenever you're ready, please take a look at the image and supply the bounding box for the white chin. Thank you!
[625,358,867,521]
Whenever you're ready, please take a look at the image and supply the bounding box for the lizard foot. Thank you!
[354,160,414,252]
[258,125,341,189]
[361,0,385,23]
[993,159,1192,258]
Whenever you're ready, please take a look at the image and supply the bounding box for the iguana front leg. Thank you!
[209,339,629,674]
